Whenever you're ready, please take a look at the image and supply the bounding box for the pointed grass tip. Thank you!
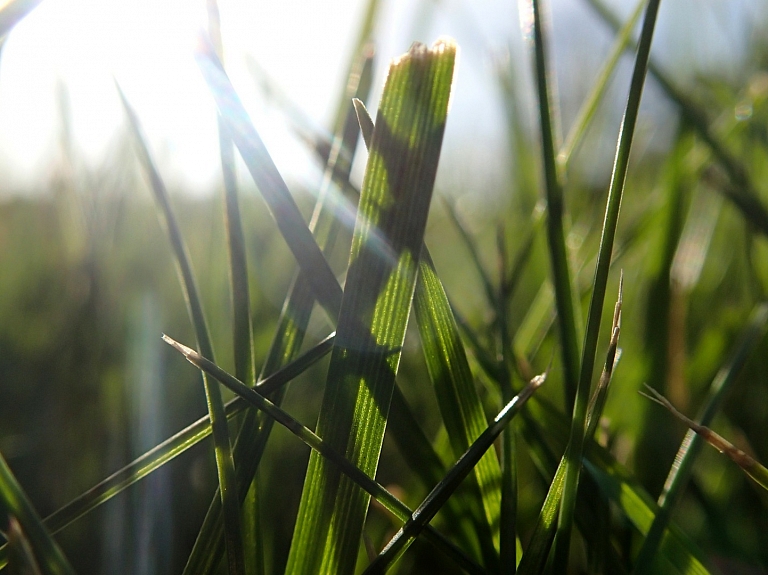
[162,334,197,361]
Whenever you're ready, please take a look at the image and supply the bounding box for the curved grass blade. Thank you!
[633,303,768,574]
[531,0,581,411]
[557,0,647,172]
[0,334,335,571]
[195,41,343,321]
[286,39,456,575]
[364,372,546,574]
[0,452,75,575]
[414,251,502,570]
[163,335,485,575]
[5,517,43,575]
[640,385,768,492]
[182,47,376,575]
[117,87,244,575]
[551,0,661,567]
[0,0,43,39]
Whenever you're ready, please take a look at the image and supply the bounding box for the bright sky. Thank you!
[0,0,765,195]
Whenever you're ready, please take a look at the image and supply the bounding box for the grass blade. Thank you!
[414,250,502,569]
[117,87,244,575]
[0,0,42,39]
[0,453,75,575]
[195,41,343,321]
[286,40,456,575]
[557,0,647,172]
[163,336,485,575]
[551,0,661,567]
[531,0,581,411]
[640,385,768,492]
[0,334,335,571]
[633,302,768,574]
[364,372,546,574]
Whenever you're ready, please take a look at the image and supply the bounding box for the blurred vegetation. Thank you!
[1,0,768,573]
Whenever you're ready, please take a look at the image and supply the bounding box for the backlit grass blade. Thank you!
[557,0,646,172]
[584,0,768,238]
[182,47,375,575]
[5,517,43,575]
[633,302,768,574]
[531,0,581,411]
[163,336,485,575]
[551,0,661,567]
[117,87,244,575]
[195,42,343,320]
[364,372,546,574]
[0,334,335,571]
[357,90,502,568]
[0,452,75,575]
[640,385,768,492]
[414,250,502,570]
[286,40,456,575]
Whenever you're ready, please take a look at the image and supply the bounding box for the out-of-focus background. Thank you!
[2,0,768,572]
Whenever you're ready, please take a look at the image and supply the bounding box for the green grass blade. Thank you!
[633,303,768,574]
[195,43,343,321]
[0,334,334,571]
[414,250,502,570]
[557,0,646,172]
[364,373,546,574]
[286,40,456,575]
[583,0,768,238]
[117,87,244,575]
[551,0,661,567]
[0,453,75,575]
[181,47,375,575]
[163,336,485,575]
[531,0,581,411]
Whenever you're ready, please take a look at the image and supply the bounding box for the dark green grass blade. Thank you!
[286,40,456,575]
[551,0,661,568]
[0,334,334,571]
[195,42,343,321]
[163,336,485,575]
[364,373,546,574]
[531,0,581,411]
[117,87,244,575]
[633,303,768,574]
[0,453,75,575]
[5,517,43,575]
[557,0,646,172]
[414,251,502,569]
[181,47,375,575]
[584,0,768,238]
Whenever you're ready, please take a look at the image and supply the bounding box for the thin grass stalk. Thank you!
[531,0,581,411]
[551,0,661,568]
[633,303,768,574]
[557,0,647,173]
[0,453,75,575]
[640,385,768,492]
[195,43,343,321]
[363,372,547,574]
[163,336,485,575]
[286,40,456,575]
[117,87,245,575]
[182,48,375,575]
[517,280,621,575]
[0,332,335,572]
[583,0,768,238]
[497,228,517,574]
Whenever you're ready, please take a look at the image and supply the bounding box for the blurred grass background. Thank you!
[2,0,768,573]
